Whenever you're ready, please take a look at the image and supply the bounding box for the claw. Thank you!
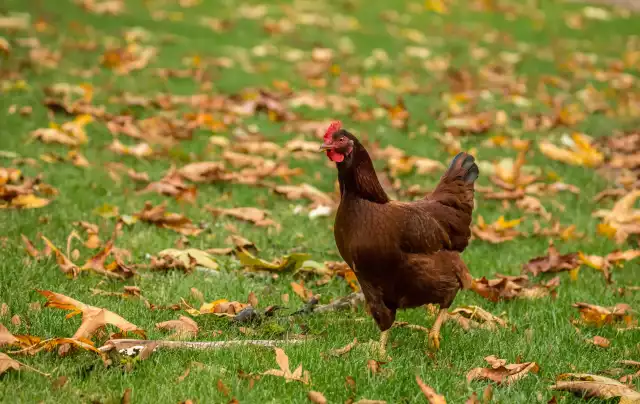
[428,332,441,351]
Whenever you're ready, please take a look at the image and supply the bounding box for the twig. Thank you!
[98,338,304,353]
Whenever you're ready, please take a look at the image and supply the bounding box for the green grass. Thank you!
[1,0,639,402]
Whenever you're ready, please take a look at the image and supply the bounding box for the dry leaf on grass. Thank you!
[551,373,640,402]
[308,391,327,404]
[538,133,604,168]
[522,241,580,276]
[472,275,559,302]
[136,202,203,236]
[157,248,218,270]
[448,306,508,331]
[156,316,198,339]
[236,249,311,273]
[573,302,634,328]
[273,183,335,207]
[0,353,49,377]
[37,290,145,340]
[466,355,539,385]
[185,299,248,317]
[472,216,525,244]
[589,336,610,348]
[592,190,640,244]
[291,281,315,302]
[41,236,80,277]
[262,347,310,384]
[416,375,447,404]
[0,323,40,348]
[207,206,280,229]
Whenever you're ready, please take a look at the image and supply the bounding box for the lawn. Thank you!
[1,0,639,403]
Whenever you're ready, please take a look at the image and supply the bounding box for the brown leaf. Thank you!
[308,391,327,404]
[273,183,335,208]
[472,216,524,244]
[41,236,80,277]
[136,201,203,236]
[0,323,18,347]
[247,292,258,308]
[590,336,610,348]
[291,281,314,302]
[551,373,640,402]
[416,375,447,404]
[37,290,145,340]
[573,302,634,327]
[121,388,132,404]
[472,274,559,302]
[21,234,40,258]
[156,316,199,339]
[466,356,539,385]
[217,379,230,396]
[592,190,640,244]
[448,305,508,331]
[0,353,22,375]
[177,162,225,182]
[207,206,279,229]
[262,347,309,384]
[327,338,358,357]
[522,241,580,276]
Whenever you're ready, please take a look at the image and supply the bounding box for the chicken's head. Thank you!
[320,121,354,163]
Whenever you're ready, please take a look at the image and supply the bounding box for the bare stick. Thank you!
[99,339,304,353]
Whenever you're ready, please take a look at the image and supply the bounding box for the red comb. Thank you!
[323,121,342,142]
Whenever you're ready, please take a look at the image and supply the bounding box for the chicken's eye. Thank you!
[339,137,346,143]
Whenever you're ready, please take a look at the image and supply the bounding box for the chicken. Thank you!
[320,121,478,355]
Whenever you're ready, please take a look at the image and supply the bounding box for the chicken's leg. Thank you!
[428,308,448,350]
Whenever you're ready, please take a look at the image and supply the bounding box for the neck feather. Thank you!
[337,146,389,203]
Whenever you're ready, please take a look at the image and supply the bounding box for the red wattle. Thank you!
[327,150,344,162]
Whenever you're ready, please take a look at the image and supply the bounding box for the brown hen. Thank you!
[321,122,478,355]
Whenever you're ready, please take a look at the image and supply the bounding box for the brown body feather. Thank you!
[333,133,477,331]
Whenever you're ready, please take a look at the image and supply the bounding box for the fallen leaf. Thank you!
[593,190,640,244]
[207,206,279,229]
[522,241,580,276]
[466,355,539,385]
[136,202,203,236]
[37,290,145,340]
[590,336,610,348]
[41,236,80,277]
[472,216,525,244]
[573,302,634,327]
[551,373,640,402]
[416,375,447,404]
[156,316,198,339]
[157,248,218,270]
[308,391,327,404]
[0,353,23,375]
[539,133,603,168]
[448,305,508,331]
[472,275,559,302]
[236,249,311,273]
[262,347,310,384]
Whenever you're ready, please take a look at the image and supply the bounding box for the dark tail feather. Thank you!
[447,152,479,184]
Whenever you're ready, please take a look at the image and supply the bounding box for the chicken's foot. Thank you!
[428,308,448,351]
[366,329,392,361]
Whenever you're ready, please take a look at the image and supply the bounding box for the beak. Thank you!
[319,142,334,152]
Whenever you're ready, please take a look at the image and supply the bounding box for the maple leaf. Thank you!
[521,241,580,276]
[136,201,203,236]
[262,347,310,384]
[37,290,145,340]
[466,355,539,385]
[572,302,634,328]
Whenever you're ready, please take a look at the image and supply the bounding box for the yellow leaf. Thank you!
[10,194,50,209]
[495,216,522,230]
[569,266,580,281]
[426,0,448,14]
[597,223,617,239]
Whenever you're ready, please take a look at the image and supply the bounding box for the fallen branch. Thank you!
[98,338,304,353]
